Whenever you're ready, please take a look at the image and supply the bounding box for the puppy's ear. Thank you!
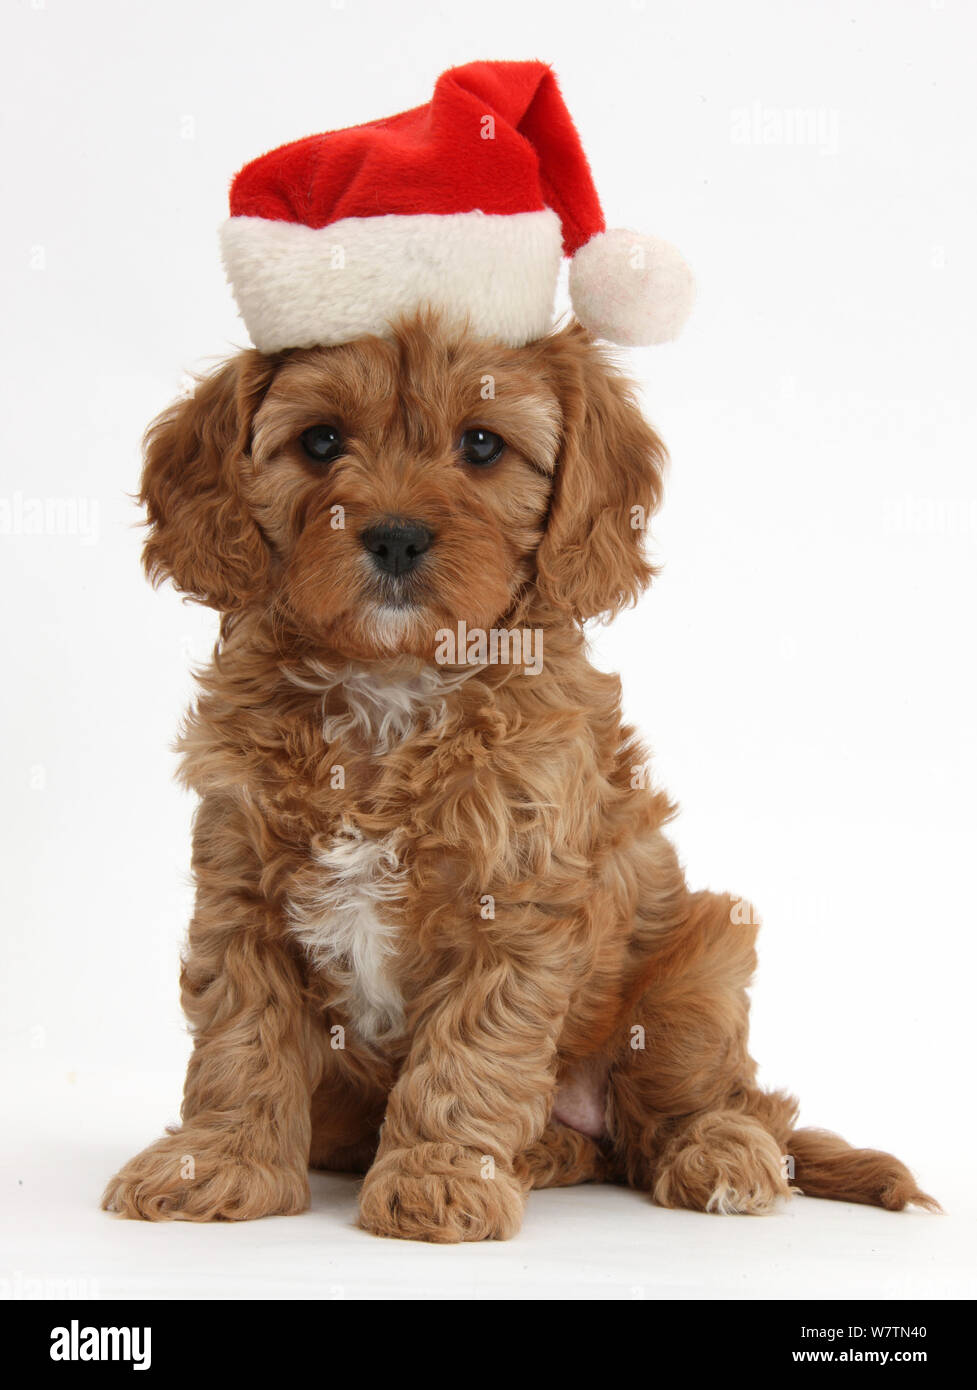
[534,323,667,623]
[139,351,278,611]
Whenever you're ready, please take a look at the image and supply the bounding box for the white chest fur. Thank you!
[284,659,474,1043]
[288,824,408,1043]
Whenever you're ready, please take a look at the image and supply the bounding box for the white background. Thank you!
[1,0,974,1300]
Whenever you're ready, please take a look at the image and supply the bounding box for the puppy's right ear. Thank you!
[139,351,278,611]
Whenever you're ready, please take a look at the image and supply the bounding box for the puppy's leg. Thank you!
[358,922,572,1243]
[103,938,321,1221]
[608,887,935,1213]
[608,888,795,1214]
[514,1121,609,1191]
[103,798,325,1222]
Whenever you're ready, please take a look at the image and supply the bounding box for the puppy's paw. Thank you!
[359,1143,524,1243]
[101,1127,309,1222]
[652,1110,790,1216]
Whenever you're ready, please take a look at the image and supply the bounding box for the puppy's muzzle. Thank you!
[360,519,433,577]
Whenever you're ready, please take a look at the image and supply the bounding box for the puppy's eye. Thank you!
[300,424,344,465]
[459,428,505,467]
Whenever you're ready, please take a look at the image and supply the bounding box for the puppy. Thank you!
[103,314,935,1240]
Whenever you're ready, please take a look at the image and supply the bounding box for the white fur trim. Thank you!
[569,229,695,346]
[220,209,563,352]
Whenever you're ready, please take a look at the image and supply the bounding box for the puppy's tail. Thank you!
[786,1126,940,1212]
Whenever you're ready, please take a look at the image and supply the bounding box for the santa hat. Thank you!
[220,60,694,353]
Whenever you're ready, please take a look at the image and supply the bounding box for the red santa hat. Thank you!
[220,60,694,353]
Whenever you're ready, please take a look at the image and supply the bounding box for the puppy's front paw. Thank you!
[102,1126,309,1222]
[359,1143,524,1243]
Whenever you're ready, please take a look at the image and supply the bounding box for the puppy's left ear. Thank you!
[533,323,667,623]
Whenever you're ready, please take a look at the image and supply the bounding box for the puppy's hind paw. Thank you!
[652,1111,790,1215]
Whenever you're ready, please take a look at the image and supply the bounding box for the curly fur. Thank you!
[102,314,937,1239]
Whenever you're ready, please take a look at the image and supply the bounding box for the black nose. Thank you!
[360,519,433,577]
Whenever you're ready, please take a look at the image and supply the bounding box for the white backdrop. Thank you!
[1,0,974,1299]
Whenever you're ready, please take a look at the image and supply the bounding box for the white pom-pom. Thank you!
[569,229,695,346]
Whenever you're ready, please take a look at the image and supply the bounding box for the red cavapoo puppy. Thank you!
[101,313,935,1240]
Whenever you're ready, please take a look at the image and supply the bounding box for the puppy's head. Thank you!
[140,315,666,656]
